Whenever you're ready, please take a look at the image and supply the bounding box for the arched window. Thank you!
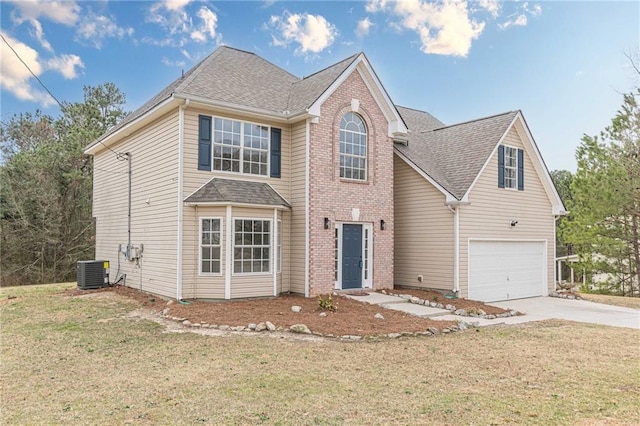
[339,112,367,180]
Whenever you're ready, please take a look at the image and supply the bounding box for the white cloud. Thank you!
[478,0,500,18]
[164,0,192,11]
[46,54,84,79]
[146,1,221,49]
[162,57,186,68]
[9,0,80,26]
[147,1,191,36]
[498,2,542,30]
[366,0,389,13]
[0,32,55,106]
[371,0,485,57]
[498,14,527,30]
[27,18,53,52]
[269,12,338,54]
[190,7,218,43]
[356,17,373,37]
[75,13,134,49]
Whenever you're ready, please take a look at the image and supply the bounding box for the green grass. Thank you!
[1,283,639,425]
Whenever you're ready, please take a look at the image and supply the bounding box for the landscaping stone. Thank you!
[399,294,412,300]
[218,325,230,331]
[374,313,385,320]
[291,306,302,313]
[256,322,267,332]
[231,326,244,331]
[319,312,327,317]
[458,322,468,331]
[485,314,496,320]
[387,333,401,338]
[342,335,362,341]
[248,323,257,330]
[427,327,440,335]
[445,304,455,311]
[442,328,451,333]
[182,320,191,326]
[162,308,170,316]
[454,309,467,316]
[429,302,439,308]
[410,296,421,304]
[266,321,276,331]
[290,324,311,334]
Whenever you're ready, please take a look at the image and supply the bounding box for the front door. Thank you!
[341,224,363,289]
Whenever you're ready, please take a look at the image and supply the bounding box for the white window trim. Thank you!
[503,144,518,190]
[210,115,271,177]
[231,217,273,276]
[333,222,373,290]
[198,217,223,276]
[339,113,368,182]
[277,219,282,273]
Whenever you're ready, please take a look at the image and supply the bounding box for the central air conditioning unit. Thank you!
[77,260,110,290]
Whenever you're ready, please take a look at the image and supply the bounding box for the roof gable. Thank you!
[397,106,565,213]
[87,46,407,154]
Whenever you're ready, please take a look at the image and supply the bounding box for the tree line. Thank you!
[552,87,639,296]
[1,83,127,286]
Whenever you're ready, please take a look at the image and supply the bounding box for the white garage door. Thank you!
[468,240,546,302]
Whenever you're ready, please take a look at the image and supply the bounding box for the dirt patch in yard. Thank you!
[65,286,459,336]
[390,287,510,315]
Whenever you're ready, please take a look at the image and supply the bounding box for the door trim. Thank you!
[334,222,373,290]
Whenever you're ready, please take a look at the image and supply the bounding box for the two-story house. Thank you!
[86,46,565,303]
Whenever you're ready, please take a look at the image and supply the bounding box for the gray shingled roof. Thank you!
[396,108,519,199]
[287,54,359,114]
[184,178,290,208]
[91,47,362,150]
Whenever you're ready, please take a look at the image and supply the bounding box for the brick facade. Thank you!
[308,70,394,296]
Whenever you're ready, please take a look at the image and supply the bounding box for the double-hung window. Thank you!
[233,219,271,274]
[200,218,222,274]
[498,144,524,191]
[200,116,280,177]
[212,118,269,176]
[339,112,367,180]
[504,146,518,189]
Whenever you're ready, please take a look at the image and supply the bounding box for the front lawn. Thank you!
[1,283,639,425]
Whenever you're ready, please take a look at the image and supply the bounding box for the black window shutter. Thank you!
[198,115,212,171]
[517,148,524,191]
[497,145,505,188]
[270,128,281,178]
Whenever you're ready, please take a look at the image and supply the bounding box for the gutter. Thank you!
[447,205,461,295]
[176,99,190,302]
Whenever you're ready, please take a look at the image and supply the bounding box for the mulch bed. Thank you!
[390,287,510,315]
[65,285,460,336]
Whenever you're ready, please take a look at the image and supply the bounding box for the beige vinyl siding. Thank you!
[458,124,555,297]
[182,206,226,299]
[93,110,179,299]
[180,107,294,298]
[393,154,454,291]
[288,120,308,295]
[182,108,291,199]
[230,207,277,299]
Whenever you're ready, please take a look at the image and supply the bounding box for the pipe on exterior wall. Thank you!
[447,205,460,295]
[176,99,190,301]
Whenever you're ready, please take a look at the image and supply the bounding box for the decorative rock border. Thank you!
[550,291,583,300]
[380,290,519,320]
[159,306,472,340]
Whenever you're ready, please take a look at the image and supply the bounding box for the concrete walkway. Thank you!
[489,297,640,329]
[345,292,640,329]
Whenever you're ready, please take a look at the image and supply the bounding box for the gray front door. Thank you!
[342,224,363,289]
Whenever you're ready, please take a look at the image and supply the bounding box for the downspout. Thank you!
[447,205,460,295]
[126,152,132,258]
[554,215,559,290]
[176,99,190,301]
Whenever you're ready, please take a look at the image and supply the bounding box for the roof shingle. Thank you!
[184,178,290,208]
[397,108,519,199]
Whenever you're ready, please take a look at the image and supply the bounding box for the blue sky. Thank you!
[1,1,638,172]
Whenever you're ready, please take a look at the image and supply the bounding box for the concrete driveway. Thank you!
[489,297,640,329]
